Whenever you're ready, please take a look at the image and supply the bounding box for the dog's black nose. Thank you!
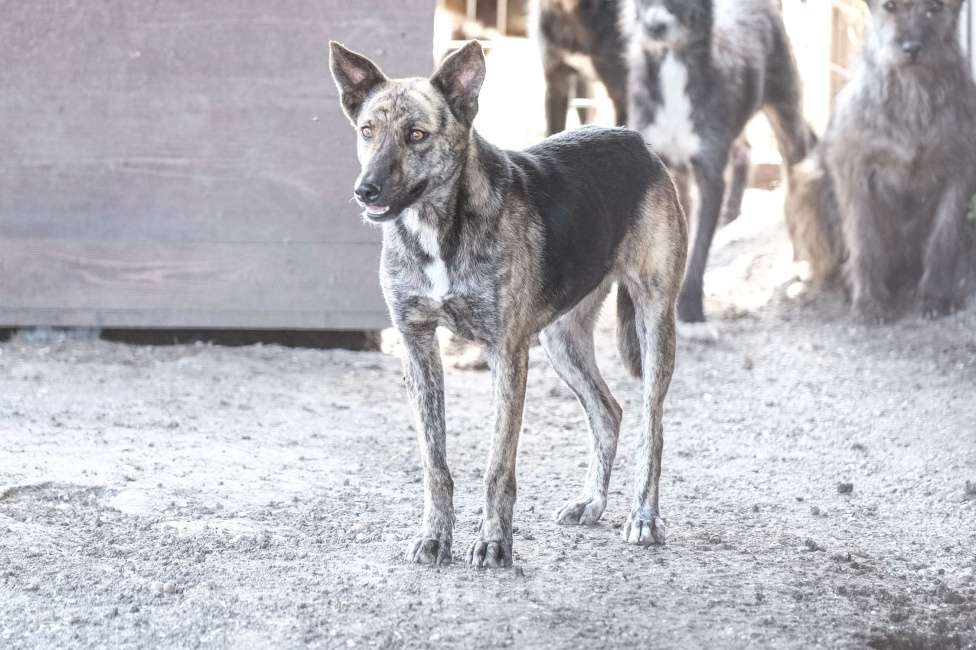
[647,22,668,38]
[901,41,922,60]
[355,182,381,204]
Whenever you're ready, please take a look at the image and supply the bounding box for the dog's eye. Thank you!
[408,129,428,143]
[883,0,897,11]
[360,126,373,139]
[926,0,943,14]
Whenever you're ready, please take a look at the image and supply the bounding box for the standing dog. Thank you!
[788,0,976,319]
[623,0,816,330]
[532,0,630,133]
[329,41,687,567]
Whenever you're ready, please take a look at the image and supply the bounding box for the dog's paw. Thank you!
[919,294,959,320]
[407,535,453,566]
[621,513,666,546]
[554,497,606,526]
[676,321,719,343]
[851,295,892,324]
[467,536,513,568]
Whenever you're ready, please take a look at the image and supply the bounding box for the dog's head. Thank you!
[329,41,486,223]
[866,0,965,68]
[626,0,713,52]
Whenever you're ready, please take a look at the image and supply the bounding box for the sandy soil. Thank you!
[2,190,975,649]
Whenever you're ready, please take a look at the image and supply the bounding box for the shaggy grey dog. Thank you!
[623,0,816,332]
[788,0,976,319]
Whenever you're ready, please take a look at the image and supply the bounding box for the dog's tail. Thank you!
[616,286,642,379]
[785,152,845,285]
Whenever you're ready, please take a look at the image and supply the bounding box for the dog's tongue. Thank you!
[366,205,390,215]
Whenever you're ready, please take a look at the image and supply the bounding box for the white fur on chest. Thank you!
[643,53,700,166]
[402,208,451,303]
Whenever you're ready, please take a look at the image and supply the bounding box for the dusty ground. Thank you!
[2,190,975,649]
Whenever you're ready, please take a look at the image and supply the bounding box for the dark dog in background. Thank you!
[438,0,529,39]
[624,0,816,332]
[532,0,630,133]
[788,0,976,320]
[330,41,687,567]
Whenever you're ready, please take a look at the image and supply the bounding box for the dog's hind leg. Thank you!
[762,20,815,168]
[620,275,676,546]
[678,156,727,328]
[540,280,620,526]
[764,99,815,169]
[721,138,751,224]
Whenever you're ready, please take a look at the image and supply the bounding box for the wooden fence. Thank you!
[0,1,434,331]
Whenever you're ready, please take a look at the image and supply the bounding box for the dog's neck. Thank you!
[387,130,508,262]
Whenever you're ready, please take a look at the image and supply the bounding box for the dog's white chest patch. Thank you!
[402,209,451,302]
[644,53,700,166]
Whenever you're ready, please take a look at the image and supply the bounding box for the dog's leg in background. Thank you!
[762,18,816,169]
[401,327,455,566]
[764,98,816,169]
[543,57,572,135]
[621,279,676,546]
[541,282,621,526]
[721,138,752,224]
[591,57,628,127]
[678,157,727,328]
[835,172,896,321]
[469,339,530,568]
[919,182,975,316]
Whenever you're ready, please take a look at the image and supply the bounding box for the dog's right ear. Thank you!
[329,42,387,122]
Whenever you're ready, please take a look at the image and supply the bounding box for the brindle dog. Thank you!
[329,41,687,567]
[788,0,976,319]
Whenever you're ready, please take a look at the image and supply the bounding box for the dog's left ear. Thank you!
[329,42,387,122]
[430,41,486,127]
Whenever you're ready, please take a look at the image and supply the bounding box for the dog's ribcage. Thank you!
[642,52,700,167]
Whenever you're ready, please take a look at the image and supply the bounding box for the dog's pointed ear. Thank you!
[329,42,387,122]
[430,41,486,127]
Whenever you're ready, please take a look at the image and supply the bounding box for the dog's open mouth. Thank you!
[360,180,429,223]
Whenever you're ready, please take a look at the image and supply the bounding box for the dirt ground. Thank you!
[2,190,975,649]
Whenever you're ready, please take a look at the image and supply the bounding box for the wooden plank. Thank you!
[968,1,975,73]
[0,0,434,330]
[0,239,389,329]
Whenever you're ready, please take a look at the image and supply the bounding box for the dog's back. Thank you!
[509,126,669,316]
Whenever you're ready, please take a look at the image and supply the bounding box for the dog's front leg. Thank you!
[468,339,529,569]
[401,326,455,566]
[919,181,973,317]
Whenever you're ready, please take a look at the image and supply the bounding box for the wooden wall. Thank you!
[0,1,435,331]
